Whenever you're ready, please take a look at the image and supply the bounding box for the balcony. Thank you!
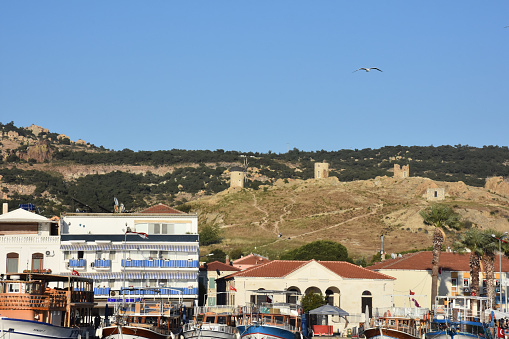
[92,259,111,269]
[68,259,86,268]
[94,287,111,295]
[121,259,198,268]
[0,236,60,244]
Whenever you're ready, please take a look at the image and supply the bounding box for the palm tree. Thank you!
[454,227,484,297]
[420,204,462,307]
[484,230,508,308]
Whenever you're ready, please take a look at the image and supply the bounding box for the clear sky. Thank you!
[1,1,508,153]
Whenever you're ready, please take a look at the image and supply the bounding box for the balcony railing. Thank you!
[0,236,60,244]
[94,287,111,295]
[121,259,198,268]
[68,259,86,267]
[118,287,197,296]
[93,259,111,268]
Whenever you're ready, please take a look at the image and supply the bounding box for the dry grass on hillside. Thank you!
[193,176,509,260]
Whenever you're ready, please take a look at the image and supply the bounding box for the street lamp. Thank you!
[492,232,508,311]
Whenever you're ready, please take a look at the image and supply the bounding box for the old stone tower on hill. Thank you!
[314,161,329,179]
[394,164,409,178]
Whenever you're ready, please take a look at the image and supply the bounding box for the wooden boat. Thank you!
[362,306,430,339]
[236,291,303,339]
[101,289,183,339]
[181,306,239,339]
[0,272,95,339]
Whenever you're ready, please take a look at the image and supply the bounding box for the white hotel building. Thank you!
[0,203,199,309]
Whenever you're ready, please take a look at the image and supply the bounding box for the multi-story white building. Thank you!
[59,204,199,308]
[0,204,61,275]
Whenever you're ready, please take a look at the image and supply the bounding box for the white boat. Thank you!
[0,273,95,339]
[181,306,239,339]
[101,288,183,339]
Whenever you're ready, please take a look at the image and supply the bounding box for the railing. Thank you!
[0,236,60,244]
[121,259,198,268]
[182,322,238,335]
[0,293,67,310]
[374,306,429,319]
[68,259,86,267]
[93,259,111,268]
[119,287,197,295]
[194,305,239,315]
[94,287,111,295]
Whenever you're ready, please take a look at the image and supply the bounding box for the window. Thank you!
[452,278,457,288]
[209,278,216,288]
[78,251,84,259]
[64,251,70,260]
[150,251,158,258]
[32,253,44,271]
[8,283,20,293]
[464,279,469,287]
[110,251,116,260]
[7,253,19,273]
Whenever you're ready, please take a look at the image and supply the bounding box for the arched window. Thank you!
[286,287,301,304]
[362,290,373,317]
[7,253,19,273]
[32,253,44,271]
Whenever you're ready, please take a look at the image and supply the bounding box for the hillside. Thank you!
[191,175,509,260]
[1,122,509,261]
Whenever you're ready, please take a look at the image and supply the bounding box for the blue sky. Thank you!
[1,1,508,153]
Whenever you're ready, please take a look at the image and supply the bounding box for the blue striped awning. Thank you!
[60,244,198,252]
[63,271,197,280]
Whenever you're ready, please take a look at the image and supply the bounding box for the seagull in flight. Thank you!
[353,67,383,73]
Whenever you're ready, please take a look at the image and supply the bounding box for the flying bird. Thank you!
[353,67,383,73]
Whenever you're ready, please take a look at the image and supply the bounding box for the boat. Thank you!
[0,272,96,339]
[181,305,239,339]
[236,290,303,339]
[424,295,496,339]
[101,288,183,339]
[361,306,430,339]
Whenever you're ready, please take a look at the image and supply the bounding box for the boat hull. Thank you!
[182,325,237,339]
[363,327,420,339]
[102,325,172,339]
[0,317,88,339]
[237,324,300,339]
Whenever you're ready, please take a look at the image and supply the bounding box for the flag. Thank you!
[72,269,80,276]
[412,298,420,307]
[410,290,415,295]
[126,230,148,239]
[230,285,237,292]
[498,327,505,338]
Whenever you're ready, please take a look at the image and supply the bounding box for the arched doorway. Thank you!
[325,287,340,306]
[286,286,301,304]
[361,291,372,317]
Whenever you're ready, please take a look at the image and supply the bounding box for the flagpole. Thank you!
[123,225,129,311]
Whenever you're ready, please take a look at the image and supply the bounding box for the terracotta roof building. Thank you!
[367,251,509,309]
[199,261,241,306]
[231,253,270,270]
[218,259,395,334]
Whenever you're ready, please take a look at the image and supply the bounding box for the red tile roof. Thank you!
[367,251,509,272]
[200,261,241,272]
[229,260,395,280]
[232,253,270,266]
[140,203,185,214]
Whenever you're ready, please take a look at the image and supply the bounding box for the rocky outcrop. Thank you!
[485,176,509,197]
[18,140,54,162]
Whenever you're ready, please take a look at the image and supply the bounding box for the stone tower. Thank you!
[314,161,329,179]
[426,188,445,201]
[394,164,410,178]
[230,166,245,188]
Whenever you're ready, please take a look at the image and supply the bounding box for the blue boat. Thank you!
[237,291,303,339]
[425,296,496,339]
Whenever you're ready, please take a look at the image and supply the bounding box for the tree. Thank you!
[204,249,227,264]
[280,240,349,261]
[199,224,222,246]
[454,227,484,298]
[302,292,326,313]
[483,230,502,307]
[420,204,462,307]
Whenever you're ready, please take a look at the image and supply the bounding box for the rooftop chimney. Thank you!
[226,254,229,265]
[2,203,7,214]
